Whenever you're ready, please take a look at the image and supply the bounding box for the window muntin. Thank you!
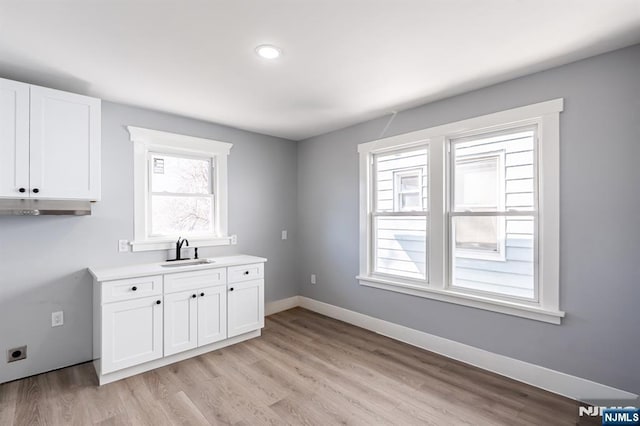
[372,146,428,281]
[450,128,537,301]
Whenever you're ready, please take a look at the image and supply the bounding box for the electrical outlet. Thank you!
[52,311,64,327]
[118,240,130,252]
[310,274,316,285]
[230,235,238,245]
[7,346,26,363]
[281,230,288,240]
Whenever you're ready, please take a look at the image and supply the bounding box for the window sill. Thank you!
[130,236,232,252]
[356,275,565,324]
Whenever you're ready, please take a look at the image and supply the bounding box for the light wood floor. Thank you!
[1,307,595,425]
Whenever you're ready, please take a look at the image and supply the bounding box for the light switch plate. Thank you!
[311,274,316,285]
[281,230,288,240]
[118,240,130,252]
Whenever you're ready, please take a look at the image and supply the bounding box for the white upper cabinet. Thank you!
[0,77,101,200]
[0,79,30,197]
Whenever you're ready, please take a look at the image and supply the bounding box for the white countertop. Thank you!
[88,254,267,282]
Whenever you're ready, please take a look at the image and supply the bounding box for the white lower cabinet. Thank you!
[228,280,265,338]
[164,285,228,356]
[92,256,265,385]
[102,296,163,374]
[164,290,198,356]
[198,285,228,346]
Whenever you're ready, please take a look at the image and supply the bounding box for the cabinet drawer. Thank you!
[165,268,226,294]
[101,275,162,304]
[228,263,264,283]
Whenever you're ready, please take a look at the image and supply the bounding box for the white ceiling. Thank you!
[1,1,639,141]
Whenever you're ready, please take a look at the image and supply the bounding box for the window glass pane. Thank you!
[400,193,421,211]
[455,216,500,251]
[400,175,419,191]
[151,154,212,194]
[455,157,499,210]
[453,129,535,213]
[151,195,213,236]
[374,216,427,280]
[452,215,534,300]
[375,148,427,213]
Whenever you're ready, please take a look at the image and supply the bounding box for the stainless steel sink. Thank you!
[160,259,215,268]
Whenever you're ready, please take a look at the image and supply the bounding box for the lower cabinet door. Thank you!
[227,279,264,338]
[164,290,198,356]
[197,285,227,346]
[102,296,163,374]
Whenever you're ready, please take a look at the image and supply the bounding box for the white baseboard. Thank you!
[265,295,301,316]
[266,295,637,403]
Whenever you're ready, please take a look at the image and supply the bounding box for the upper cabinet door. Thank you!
[29,86,101,200]
[0,78,30,198]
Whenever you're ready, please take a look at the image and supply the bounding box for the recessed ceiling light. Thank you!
[255,44,281,60]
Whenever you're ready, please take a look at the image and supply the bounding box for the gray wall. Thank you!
[297,44,640,394]
[0,102,298,384]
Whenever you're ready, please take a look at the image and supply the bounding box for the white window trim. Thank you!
[127,126,233,252]
[357,99,564,324]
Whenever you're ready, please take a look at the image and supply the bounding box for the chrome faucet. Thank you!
[168,237,190,262]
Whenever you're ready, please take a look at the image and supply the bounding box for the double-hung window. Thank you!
[372,146,428,281]
[358,100,564,323]
[128,127,233,251]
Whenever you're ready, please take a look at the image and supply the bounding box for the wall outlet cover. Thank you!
[7,346,26,363]
[281,230,288,240]
[311,274,316,285]
[52,311,64,327]
[230,235,238,245]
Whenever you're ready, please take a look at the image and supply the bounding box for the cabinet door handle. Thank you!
[192,294,197,298]
[131,286,137,291]
[200,292,205,297]
[18,188,25,193]
[156,300,162,305]
[32,188,39,194]
[244,271,250,275]
[229,287,234,292]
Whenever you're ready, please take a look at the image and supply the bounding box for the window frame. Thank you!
[393,168,423,212]
[128,126,233,252]
[147,151,215,238]
[357,99,564,324]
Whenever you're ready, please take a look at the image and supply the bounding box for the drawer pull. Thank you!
[156,300,162,305]
[244,271,250,275]
[200,292,205,297]
[192,294,197,298]
[229,287,234,292]
[131,286,137,291]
